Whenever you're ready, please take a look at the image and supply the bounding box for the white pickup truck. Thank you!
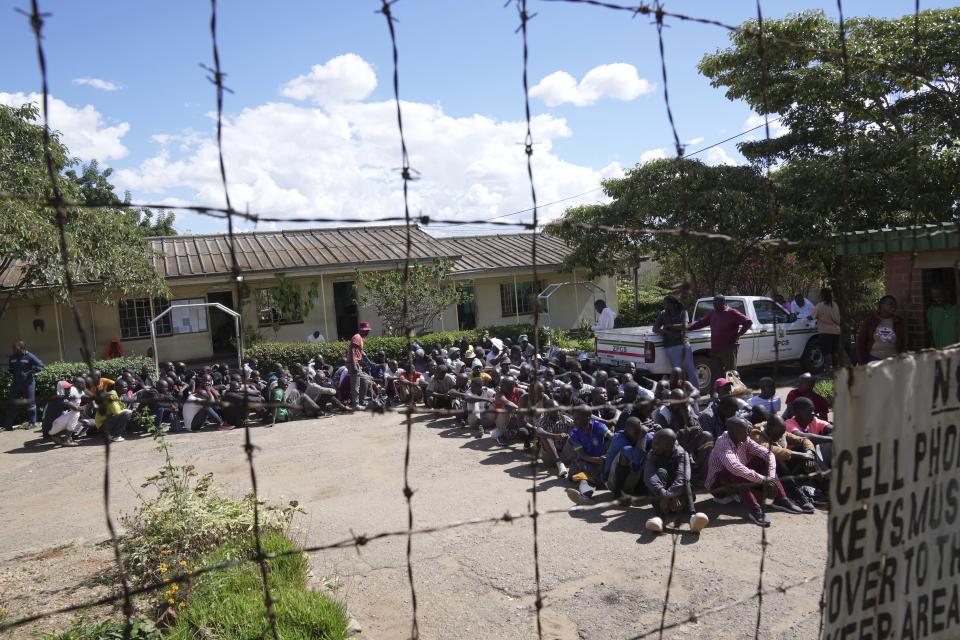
[594,296,824,392]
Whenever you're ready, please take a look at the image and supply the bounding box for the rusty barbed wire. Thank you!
[515,1,545,636]
[202,2,279,638]
[377,1,421,637]
[16,2,135,639]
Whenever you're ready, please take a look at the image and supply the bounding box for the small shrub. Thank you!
[165,532,349,640]
[814,379,835,406]
[121,432,299,586]
[39,618,161,640]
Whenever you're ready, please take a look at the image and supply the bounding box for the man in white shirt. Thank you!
[306,330,325,343]
[787,293,815,321]
[592,299,617,332]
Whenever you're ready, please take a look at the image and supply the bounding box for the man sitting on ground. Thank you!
[535,398,574,478]
[95,379,133,443]
[492,377,532,449]
[750,415,816,512]
[453,376,496,439]
[783,373,829,421]
[698,395,742,441]
[655,388,714,480]
[565,406,612,506]
[643,429,709,534]
[604,416,649,499]
[748,377,782,416]
[705,417,804,527]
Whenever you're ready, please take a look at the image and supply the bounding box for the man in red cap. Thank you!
[347,321,372,410]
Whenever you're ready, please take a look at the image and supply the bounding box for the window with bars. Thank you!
[118,298,171,339]
[257,288,304,327]
[500,281,541,317]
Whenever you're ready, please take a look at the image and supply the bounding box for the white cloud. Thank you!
[743,113,788,138]
[640,148,667,163]
[705,147,737,166]
[0,92,129,160]
[684,136,704,146]
[113,59,615,230]
[530,63,654,107]
[72,77,121,92]
[280,54,377,106]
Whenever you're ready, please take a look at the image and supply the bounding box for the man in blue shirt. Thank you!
[5,341,44,430]
[604,416,649,498]
[565,406,612,506]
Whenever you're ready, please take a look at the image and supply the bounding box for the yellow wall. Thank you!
[0,268,616,364]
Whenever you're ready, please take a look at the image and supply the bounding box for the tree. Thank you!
[698,8,958,327]
[66,160,176,237]
[698,8,960,234]
[253,273,320,337]
[546,158,778,298]
[355,258,472,337]
[0,103,167,321]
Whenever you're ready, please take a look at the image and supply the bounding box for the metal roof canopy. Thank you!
[834,222,959,256]
[150,303,241,374]
[537,281,606,331]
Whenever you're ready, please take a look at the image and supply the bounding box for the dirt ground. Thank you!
[1,373,827,639]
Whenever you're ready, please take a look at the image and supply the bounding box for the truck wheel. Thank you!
[693,355,713,394]
[801,337,826,373]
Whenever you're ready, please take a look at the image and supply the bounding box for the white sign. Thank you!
[825,348,960,639]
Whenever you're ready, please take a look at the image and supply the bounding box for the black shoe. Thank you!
[769,498,805,514]
[748,509,771,527]
[796,498,815,514]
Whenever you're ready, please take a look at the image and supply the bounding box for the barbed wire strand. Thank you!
[544,0,946,91]
[203,1,279,637]
[17,3,136,639]
[516,1,545,636]
[754,5,774,638]
[378,1,421,637]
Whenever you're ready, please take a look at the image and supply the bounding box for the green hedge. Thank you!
[617,280,670,328]
[246,324,556,369]
[0,356,156,407]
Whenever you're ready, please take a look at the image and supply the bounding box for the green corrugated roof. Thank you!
[834,222,960,256]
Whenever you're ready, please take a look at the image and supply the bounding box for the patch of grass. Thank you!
[38,618,161,640]
[165,532,349,640]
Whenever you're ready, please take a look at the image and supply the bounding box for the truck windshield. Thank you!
[692,299,746,322]
[754,300,792,324]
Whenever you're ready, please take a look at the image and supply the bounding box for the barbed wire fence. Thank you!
[0,0,945,638]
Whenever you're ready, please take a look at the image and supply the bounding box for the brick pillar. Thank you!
[884,252,927,349]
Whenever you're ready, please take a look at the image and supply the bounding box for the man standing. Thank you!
[686,295,752,378]
[787,292,815,320]
[5,341,43,431]
[926,285,957,349]
[592,299,617,332]
[347,321,372,410]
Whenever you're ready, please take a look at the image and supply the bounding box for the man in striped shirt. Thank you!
[705,417,804,527]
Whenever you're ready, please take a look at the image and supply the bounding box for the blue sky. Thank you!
[2,0,945,235]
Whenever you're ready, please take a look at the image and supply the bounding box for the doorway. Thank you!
[207,291,235,355]
[333,281,358,340]
[457,284,476,330]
